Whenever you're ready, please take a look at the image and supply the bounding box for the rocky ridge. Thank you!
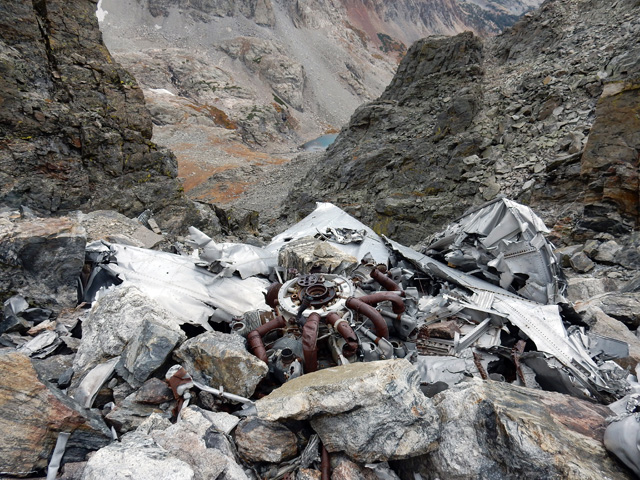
[286,0,640,247]
[97,0,541,215]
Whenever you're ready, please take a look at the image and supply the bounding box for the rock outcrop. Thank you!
[0,0,197,231]
[395,378,631,479]
[287,0,640,245]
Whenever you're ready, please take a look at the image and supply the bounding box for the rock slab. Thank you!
[256,359,439,462]
[394,378,632,480]
[173,331,268,397]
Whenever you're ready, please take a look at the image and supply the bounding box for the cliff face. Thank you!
[0,0,195,230]
[287,0,640,245]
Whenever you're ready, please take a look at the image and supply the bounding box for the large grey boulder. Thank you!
[173,331,268,397]
[395,378,631,480]
[81,432,195,480]
[256,359,439,463]
[74,285,185,374]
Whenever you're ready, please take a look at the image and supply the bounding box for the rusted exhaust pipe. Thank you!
[265,282,282,309]
[371,268,404,295]
[357,291,405,315]
[345,297,389,339]
[247,315,286,363]
[321,445,330,480]
[326,312,358,357]
[302,312,321,373]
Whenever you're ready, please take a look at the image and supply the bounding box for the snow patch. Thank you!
[149,88,175,96]
[96,0,107,22]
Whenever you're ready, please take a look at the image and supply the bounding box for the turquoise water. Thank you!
[301,133,338,151]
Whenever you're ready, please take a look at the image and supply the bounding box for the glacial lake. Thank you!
[301,133,338,151]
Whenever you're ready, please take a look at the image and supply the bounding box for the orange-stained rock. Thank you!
[0,351,110,476]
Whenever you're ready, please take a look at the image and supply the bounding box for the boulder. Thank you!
[105,392,166,433]
[173,331,268,397]
[234,417,298,463]
[0,351,110,476]
[135,378,175,405]
[0,212,86,308]
[74,285,185,374]
[569,251,595,273]
[393,378,632,480]
[116,318,185,388]
[594,240,623,264]
[256,359,439,463]
[151,407,249,480]
[576,305,640,369]
[576,292,640,329]
[566,276,618,303]
[81,432,195,480]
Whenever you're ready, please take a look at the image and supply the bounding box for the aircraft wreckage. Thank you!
[78,198,635,404]
[73,198,640,474]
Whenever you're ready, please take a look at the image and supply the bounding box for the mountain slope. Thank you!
[97,0,541,207]
[286,0,640,244]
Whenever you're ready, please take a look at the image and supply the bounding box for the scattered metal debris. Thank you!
[79,201,631,404]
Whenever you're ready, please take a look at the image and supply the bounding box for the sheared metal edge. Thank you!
[266,202,390,264]
[86,241,270,324]
[46,432,70,480]
[383,236,616,395]
[73,356,120,408]
[188,226,275,279]
[427,198,566,304]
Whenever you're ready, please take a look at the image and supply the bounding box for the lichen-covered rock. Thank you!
[256,359,439,463]
[0,212,86,308]
[394,378,632,480]
[150,407,249,480]
[0,0,196,232]
[173,331,268,397]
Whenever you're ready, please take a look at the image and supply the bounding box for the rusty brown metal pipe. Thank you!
[321,445,330,480]
[371,268,404,295]
[302,312,321,373]
[247,315,286,363]
[265,282,282,309]
[357,291,405,315]
[346,297,390,339]
[326,312,358,357]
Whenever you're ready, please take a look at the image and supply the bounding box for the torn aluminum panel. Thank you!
[188,226,275,279]
[74,356,120,408]
[84,241,270,327]
[384,237,626,397]
[424,197,566,304]
[266,203,390,264]
[415,350,480,385]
